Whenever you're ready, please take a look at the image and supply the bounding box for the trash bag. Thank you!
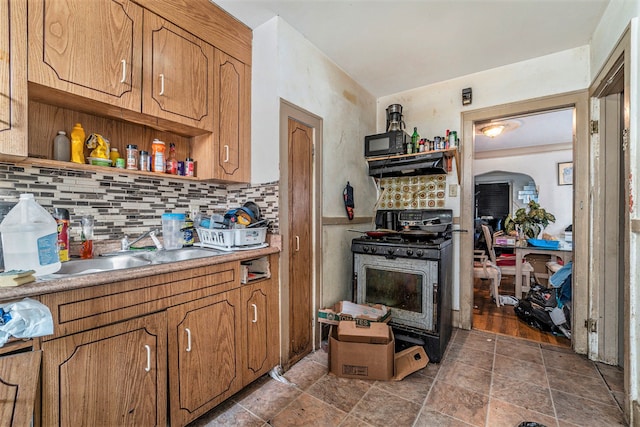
[514,282,571,339]
[0,298,54,347]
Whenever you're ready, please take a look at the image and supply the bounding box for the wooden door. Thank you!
[28,0,143,111]
[40,312,167,426]
[0,0,27,158]
[0,350,41,426]
[287,118,314,365]
[167,290,242,427]
[142,11,214,131]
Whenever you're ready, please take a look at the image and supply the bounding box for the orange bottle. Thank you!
[151,139,165,172]
[70,123,86,164]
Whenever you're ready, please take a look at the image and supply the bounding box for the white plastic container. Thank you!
[0,194,61,276]
[162,213,185,250]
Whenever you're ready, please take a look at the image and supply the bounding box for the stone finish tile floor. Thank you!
[188,328,627,427]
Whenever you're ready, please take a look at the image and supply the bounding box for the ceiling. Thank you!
[474,108,574,152]
[214,0,610,98]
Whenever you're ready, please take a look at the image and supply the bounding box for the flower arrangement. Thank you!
[504,200,556,239]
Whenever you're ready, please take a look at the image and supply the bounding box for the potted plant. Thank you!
[504,200,556,239]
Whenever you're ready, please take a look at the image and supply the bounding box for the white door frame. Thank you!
[458,91,590,355]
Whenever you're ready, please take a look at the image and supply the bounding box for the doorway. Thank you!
[278,100,323,369]
[459,91,590,354]
[471,110,574,345]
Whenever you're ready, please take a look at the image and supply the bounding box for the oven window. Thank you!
[364,267,423,313]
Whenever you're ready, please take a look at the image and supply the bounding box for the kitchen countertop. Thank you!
[0,244,280,302]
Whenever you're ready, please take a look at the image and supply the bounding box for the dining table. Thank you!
[515,245,573,296]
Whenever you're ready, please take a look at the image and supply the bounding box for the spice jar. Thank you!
[185,158,195,177]
[126,144,138,170]
[139,150,150,171]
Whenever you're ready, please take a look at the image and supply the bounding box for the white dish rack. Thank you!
[196,227,268,251]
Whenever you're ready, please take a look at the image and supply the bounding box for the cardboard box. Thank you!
[317,301,390,326]
[338,321,391,344]
[329,324,429,381]
[329,325,394,380]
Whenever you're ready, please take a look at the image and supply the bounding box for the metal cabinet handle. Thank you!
[159,73,165,95]
[251,303,258,323]
[295,236,300,252]
[185,328,192,352]
[120,60,126,83]
[144,344,151,372]
[223,145,229,163]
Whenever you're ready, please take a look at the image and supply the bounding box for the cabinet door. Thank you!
[40,312,167,426]
[194,50,250,182]
[241,276,279,386]
[0,350,41,426]
[142,11,214,131]
[28,0,143,111]
[0,0,27,158]
[168,289,242,427]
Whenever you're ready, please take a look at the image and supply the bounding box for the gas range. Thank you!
[351,208,453,260]
[351,235,451,259]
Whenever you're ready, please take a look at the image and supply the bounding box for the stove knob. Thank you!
[370,247,377,254]
[416,250,424,258]
[406,249,413,256]
[386,248,395,255]
[363,246,370,253]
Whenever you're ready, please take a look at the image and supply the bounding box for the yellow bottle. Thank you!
[70,123,86,164]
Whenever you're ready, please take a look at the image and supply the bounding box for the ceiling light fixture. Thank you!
[481,125,505,138]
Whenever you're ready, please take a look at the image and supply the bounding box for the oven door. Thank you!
[353,253,438,332]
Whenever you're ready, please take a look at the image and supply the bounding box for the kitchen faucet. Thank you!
[121,229,164,251]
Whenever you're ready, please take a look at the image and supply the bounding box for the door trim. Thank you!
[459,91,590,355]
[278,99,323,367]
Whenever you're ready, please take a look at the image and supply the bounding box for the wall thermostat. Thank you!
[462,88,472,105]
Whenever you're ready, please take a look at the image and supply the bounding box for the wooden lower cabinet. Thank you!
[0,349,41,426]
[40,312,167,426]
[167,289,243,427]
[241,260,280,386]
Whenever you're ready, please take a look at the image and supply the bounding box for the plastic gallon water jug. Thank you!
[162,213,185,250]
[0,194,61,276]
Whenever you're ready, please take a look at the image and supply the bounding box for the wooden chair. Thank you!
[481,224,534,298]
[473,247,501,307]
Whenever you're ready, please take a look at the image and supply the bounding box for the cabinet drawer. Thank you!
[39,262,239,340]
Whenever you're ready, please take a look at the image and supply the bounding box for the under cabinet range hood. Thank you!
[368,151,447,177]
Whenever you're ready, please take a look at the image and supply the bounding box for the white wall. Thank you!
[475,149,574,237]
[591,1,640,80]
[377,47,590,309]
[251,18,378,306]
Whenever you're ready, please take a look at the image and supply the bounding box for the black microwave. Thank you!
[364,130,408,158]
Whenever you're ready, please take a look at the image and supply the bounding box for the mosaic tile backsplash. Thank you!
[377,175,448,209]
[0,163,279,242]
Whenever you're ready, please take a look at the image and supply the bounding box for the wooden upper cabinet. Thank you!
[142,11,214,131]
[193,50,250,182]
[28,0,143,111]
[0,0,28,158]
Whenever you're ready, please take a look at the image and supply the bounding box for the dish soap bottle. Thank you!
[70,123,86,164]
[53,131,71,162]
[0,194,61,276]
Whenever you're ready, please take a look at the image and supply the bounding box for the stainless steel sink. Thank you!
[54,255,152,276]
[48,247,225,278]
[136,247,226,263]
